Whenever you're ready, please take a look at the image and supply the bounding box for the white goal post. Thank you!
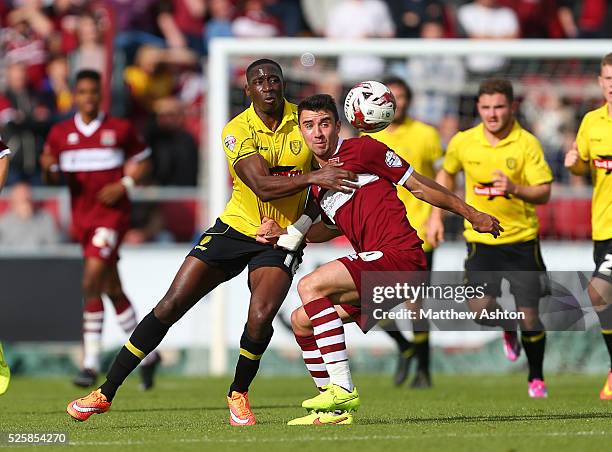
[205,38,612,375]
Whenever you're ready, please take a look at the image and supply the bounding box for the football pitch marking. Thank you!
[64,430,611,447]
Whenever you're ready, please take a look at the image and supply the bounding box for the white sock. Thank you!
[83,332,102,372]
[327,360,354,392]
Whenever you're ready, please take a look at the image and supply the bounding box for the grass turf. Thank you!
[0,374,611,451]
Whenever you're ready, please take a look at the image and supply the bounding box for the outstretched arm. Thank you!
[404,170,503,239]
[0,152,9,192]
[234,154,358,202]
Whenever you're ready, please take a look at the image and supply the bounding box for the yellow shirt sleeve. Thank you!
[222,122,257,166]
[428,128,443,162]
[523,137,554,186]
[575,114,591,162]
[443,133,463,175]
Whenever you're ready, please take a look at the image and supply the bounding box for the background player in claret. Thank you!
[257,94,501,425]
[429,78,553,398]
[66,60,358,426]
[40,70,160,389]
[0,137,11,395]
[368,76,443,388]
[565,53,612,400]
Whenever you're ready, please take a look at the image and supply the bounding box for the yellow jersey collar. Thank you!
[247,100,296,133]
[596,103,612,121]
[476,120,522,147]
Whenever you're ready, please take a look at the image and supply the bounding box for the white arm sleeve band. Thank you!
[276,214,313,251]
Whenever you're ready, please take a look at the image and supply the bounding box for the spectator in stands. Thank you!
[1,4,50,91]
[404,21,464,143]
[325,0,395,81]
[0,181,60,249]
[147,97,199,186]
[0,62,53,184]
[299,0,337,36]
[110,0,166,64]
[43,0,87,57]
[124,202,172,244]
[456,0,519,73]
[557,0,612,38]
[204,0,235,53]
[158,0,207,55]
[265,0,307,37]
[383,0,445,38]
[499,0,564,38]
[232,0,283,37]
[69,13,106,77]
[43,57,73,117]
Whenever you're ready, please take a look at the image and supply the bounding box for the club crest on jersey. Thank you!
[385,150,402,168]
[594,155,612,174]
[224,135,236,151]
[67,132,79,145]
[101,130,116,146]
[474,182,511,200]
[506,157,517,170]
[290,140,302,155]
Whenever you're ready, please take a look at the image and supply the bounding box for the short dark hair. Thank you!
[298,94,339,123]
[601,52,612,69]
[75,69,101,85]
[246,58,283,81]
[382,76,412,103]
[478,78,514,103]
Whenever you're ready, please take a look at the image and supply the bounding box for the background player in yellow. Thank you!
[0,137,10,395]
[368,77,442,389]
[67,59,358,425]
[429,78,553,398]
[565,53,612,400]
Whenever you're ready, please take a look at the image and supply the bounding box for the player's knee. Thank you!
[297,274,322,303]
[519,315,542,332]
[589,285,608,309]
[248,304,276,330]
[291,308,312,335]
[154,296,183,325]
[82,276,102,298]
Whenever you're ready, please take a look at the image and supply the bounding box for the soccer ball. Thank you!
[344,81,396,133]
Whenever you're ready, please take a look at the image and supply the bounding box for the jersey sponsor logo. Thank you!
[506,157,517,170]
[67,132,79,145]
[467,160,481,165]
[270,165,303,177]
[59,148,124,172]
[593,155,612,174]
[385,150,402,168]
[290,140,302,155]
[329,157,340,164]
[224,135,236,151]
[101,130,116,146]
[473,182,511,200]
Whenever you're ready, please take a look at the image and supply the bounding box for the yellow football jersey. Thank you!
[219,101,313,238]
[369,119,442,251]
[444,121,553,245]
[576,104,612,241]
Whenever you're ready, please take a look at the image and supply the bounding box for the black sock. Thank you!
[228,326,273,395]
[379,320,413,353]
[413,331,430,372]
[521,331,546,382]
[100,311,170,401]
[595,305,612,369]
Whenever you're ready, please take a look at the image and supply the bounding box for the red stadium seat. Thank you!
[551,198,591,240]
[160,200,200,242]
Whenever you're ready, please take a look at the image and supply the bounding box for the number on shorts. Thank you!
[598,253,612,277]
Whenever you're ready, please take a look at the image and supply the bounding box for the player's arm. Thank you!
[0,145,9,192]
[97,157,152,207]
[426,169,456,246]
[491,170,551,204]
[256,217,341,246]
[234,154,358,202]
[305,221,342,243]
[404,170,503,239]
[40,131,62,185]
[564,140,590,175]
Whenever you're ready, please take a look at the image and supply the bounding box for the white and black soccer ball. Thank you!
[344,81,396,133]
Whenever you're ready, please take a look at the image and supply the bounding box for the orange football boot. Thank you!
[600,371,612,400]
[67,389,111,422]
[227,391,256,426]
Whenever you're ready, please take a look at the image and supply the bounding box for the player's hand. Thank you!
[426,214,445,248]
[309,163,359,193]
[97,182,126,207]
[564,141,580,168]
[39,153,58,171]
[256,217,286,245]
[469,211,503,239]
[492,170,516,196]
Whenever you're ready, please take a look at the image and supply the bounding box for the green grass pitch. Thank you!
[1,374,611,451]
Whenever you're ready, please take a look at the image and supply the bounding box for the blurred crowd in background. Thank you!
[0,0,609,245]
